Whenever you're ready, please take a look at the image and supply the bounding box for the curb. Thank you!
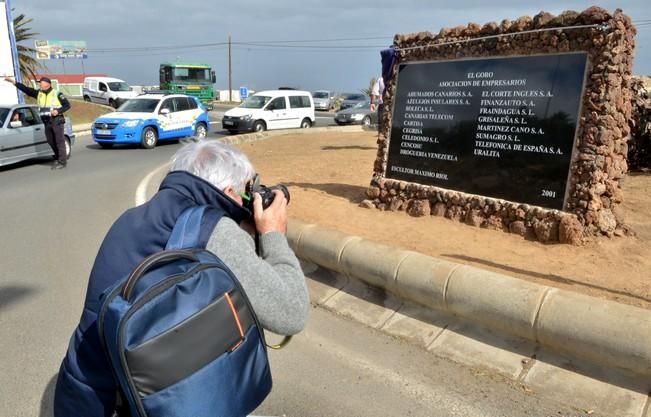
[286,218,651,378]
[218,125,364,146]
[72,123,92,136]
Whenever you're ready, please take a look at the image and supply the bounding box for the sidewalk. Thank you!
[299,257,651,417]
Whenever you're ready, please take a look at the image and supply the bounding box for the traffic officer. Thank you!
[4,76,71,169]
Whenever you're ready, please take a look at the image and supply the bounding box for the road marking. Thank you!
[134,162,170,206]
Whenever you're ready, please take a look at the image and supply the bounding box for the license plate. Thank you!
[96,129,111,135]
[223,120,233,126]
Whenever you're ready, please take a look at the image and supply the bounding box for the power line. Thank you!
[85,35,391,53]
[234,42,385,49]
[235,45,379,54]
[87,42,229,53]
[237,35,391,44]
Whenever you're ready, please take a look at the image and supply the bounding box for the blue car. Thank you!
[92,93,210,149]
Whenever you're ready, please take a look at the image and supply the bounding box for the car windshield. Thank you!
[313,92,329,99]
[117,99,159,112]
[108,82,131,92]
[240,95,271,109]
[0,108,9,126]
[353,101,371,109]
[345,94,366,101]
[171,67,211,83]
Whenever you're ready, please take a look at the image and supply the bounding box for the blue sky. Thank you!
[13,0,651,93]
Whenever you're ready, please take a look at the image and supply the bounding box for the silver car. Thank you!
[0,104,74,167]
[334,101,378,127]
[312,90,334,111]
[339,93,368,110]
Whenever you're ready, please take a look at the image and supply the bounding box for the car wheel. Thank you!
[64,137,72,159]
[195,122,207,139]
[362,116,371,128]
[253,121,266,132]
[141,127,158,149]
[99,143,114,149]
[84,96,91,102]
[300,118,312,129]
[109,99,117,108]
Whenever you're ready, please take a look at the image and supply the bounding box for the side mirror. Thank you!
[211,70,216,84]
[10,121,22,128]
[160,108,171,116]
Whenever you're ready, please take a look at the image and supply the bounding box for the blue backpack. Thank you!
[98,206,272,417]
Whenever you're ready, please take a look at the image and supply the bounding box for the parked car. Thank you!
[83,77,138,108]
[0,104,74,167]
[339,93,368,110]
[91,93,210,149]
[312,90,335,111]
[334,101,377,127]
[222,90,315,133]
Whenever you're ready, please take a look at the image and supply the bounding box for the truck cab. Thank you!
[159,63,216,109]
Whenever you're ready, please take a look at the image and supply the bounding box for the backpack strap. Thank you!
[166,206,224,250]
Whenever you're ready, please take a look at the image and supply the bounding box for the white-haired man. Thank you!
[53,141,309,417]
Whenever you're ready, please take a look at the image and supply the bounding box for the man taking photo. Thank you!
[4,76,71,169]
[53,141,309,417]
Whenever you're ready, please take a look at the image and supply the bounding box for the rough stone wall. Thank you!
[365,7,636,244]
[629,76,651,170]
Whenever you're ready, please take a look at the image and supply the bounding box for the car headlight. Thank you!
[122,119,141,128]
[351,114,364,120]
[241,114,253,121]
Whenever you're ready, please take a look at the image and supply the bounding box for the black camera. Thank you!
[244,175,290,212]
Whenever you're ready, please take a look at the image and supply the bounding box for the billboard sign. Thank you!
[0,0,20,104]
[35,40,87,59]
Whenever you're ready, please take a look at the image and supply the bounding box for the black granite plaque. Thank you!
[385,53,588,210]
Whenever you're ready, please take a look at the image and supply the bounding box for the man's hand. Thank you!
[3,76,15,85]
[51,109,59,117]
[253,190,288,235]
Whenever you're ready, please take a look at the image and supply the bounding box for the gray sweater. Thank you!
[206,218,309,336]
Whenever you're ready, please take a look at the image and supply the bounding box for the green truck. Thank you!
[159,63,216,108]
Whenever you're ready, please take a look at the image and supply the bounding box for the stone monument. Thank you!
[365,7,636,244]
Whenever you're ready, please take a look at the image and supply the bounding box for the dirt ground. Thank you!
[236,131,651,310]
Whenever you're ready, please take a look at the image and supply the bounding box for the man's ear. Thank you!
[224,186,239,201]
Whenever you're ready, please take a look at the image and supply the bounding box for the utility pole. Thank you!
[228,35,232,103]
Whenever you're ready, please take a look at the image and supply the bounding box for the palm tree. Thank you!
[13,13,45,81]
[360,77,377,98]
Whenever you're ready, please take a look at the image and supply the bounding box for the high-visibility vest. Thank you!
[37,89,62,108]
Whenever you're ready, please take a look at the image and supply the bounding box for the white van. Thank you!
[83,77,138,108]
[221,90,315,133]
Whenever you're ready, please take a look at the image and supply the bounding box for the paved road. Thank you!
[0,133,579,417]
